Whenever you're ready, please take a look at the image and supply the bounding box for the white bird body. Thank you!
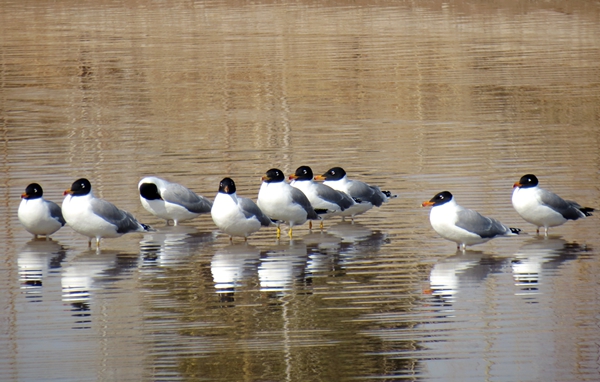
[257,181,311,227]
[18,197,64,237]
[322,176,373,217]
[512,187,568,228]
[62,192,126,240]
[428,198,493,247]
[211,178,271,240]
[257,168,319,238]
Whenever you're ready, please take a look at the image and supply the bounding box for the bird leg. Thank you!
[288,227,293,238]
[276,226,281,239]
[309,221,312,230]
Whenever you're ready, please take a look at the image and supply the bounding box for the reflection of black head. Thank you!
[139,183,162,200]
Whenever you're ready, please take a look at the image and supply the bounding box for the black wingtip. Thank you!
[510,227,522,235]
[580,207,594,217]
[382,190,398,199]
[314,208,329,215]
[141,223,154,232]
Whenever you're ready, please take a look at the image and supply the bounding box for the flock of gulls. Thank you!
[18,166,594,251]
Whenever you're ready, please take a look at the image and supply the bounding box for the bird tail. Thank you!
[509,227,521,235]
[382,190,397,199]
[579,207,594,217]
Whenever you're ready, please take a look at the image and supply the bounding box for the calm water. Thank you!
[1,1,599,381]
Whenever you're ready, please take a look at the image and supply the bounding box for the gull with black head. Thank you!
[289,165,355,230]
[138,176,212,226]
[314,166,396,221]
[211,177,272,241]
[512,174,594,235]
[257,168,319,239]
[422,191,521,251]
[18,183,66,239]
[63,178,152,248]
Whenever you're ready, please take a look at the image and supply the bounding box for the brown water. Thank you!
[1,1,600,381]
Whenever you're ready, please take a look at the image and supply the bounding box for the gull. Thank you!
[18,183,66,239]
[512,174,594,235]
[314,166,396,221]
[422,191,521,251]
[63,178,152,248]
[289,165,355,229]
[211,177,272,241]
[257,168,319,239]
[138,176,212,226]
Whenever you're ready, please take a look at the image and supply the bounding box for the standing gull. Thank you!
[314,167,396,221]
[422,191,521,251]
[63,178,152,248]
[512,174,594,235]
[257,168,319,239]
[18,183,66,239]
[289,165,355,229]
[211,177,272,241]
[139,176,212,226]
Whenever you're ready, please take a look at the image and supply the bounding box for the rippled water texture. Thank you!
[1,1,599,381]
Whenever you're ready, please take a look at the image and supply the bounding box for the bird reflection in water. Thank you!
[139,225,215,266]
[258,241,309,296]
[211,243,262,304]
[61,250,138,329]
[18,239,67,302]
[427,251,503,311]
[511,236,586,302]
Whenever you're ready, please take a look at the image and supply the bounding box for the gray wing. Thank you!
[290,187,319,220]
[455,208,510,238]
[347,181,386,207]
[539,189,586,220]
[90,198,143,234]
[315,184,355,210]
[162,183,212,213]
[47,200,66,226]
[239,197,272,226]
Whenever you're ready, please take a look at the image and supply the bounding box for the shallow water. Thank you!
[1,1,599,381]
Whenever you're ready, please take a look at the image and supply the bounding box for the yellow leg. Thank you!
[320,220,324,230]
[276,226,281,239]
[288,227,293,238]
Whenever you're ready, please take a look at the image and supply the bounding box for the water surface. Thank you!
[1,1,599,381]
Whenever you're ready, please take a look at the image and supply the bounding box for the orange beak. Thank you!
[21,192,28,199]
[513,182,522,189]
[261,175,269,182]
[421,201,434,207]
[64,189,73,196]
[288,174,298,181]
[314,175,326,181]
